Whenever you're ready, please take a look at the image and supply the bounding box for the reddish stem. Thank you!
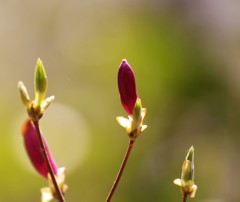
[106,140,135,202]
[183,193,188,202]
[33,121,65,202]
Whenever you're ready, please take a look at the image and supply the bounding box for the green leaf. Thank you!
[35,58,48,107]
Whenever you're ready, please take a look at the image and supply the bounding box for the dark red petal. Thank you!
[22,119,58,179]
[118,59,138,115]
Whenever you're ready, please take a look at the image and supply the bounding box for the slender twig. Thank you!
[33,121,65,202]
[183,193,188,202]
[106,139,135,202]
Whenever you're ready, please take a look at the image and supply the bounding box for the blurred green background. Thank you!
[1,0,240,201]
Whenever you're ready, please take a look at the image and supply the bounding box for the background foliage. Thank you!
[1,0,240,201]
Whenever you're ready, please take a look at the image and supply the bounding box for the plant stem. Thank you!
[33,121,65,202]
[183,193,188,202]
[106,139,135,202]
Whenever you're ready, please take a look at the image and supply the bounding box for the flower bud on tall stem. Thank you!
[107,59,147,202]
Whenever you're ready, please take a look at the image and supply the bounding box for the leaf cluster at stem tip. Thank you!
[18,58,54,122]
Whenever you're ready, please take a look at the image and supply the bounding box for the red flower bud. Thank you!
[21,119,58,179]
[118,59,138,115]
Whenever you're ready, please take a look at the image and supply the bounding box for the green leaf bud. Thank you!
[181,146,194,184]
[132,98,142,122]
[35,58,47,107]
[174,146,197,198]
